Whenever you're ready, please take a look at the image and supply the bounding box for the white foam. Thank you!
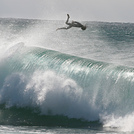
[0,70,99,121]
[101,113,134,132]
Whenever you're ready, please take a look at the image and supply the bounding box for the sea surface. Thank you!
[0,18,134,133]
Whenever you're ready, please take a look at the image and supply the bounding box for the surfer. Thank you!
[56,14,86,31]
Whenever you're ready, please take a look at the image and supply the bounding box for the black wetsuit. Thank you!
[57,14,86,30]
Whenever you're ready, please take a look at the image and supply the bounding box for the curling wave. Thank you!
[0,43,134,129]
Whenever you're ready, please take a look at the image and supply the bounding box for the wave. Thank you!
[0,43,134,130]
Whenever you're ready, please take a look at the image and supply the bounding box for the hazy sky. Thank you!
[0,0,134,22]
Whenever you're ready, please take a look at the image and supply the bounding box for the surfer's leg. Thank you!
[66,25,72,29]
[56,27,67,30]
[56,25,72,31]
[66,14,70,25]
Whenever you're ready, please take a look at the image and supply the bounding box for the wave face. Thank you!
[0,18,134,131]
[0,44,134,129]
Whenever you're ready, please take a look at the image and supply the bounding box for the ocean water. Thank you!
[0,18,134,133]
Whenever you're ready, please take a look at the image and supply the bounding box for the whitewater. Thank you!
[0,18,134,133]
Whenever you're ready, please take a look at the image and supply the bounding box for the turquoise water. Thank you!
[0,18,134,133]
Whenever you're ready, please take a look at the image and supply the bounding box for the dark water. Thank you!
[0,18,134,133]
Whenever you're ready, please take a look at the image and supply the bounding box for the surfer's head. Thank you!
[81,25,86,30]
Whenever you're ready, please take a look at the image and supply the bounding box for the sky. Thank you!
[0,0,134,23]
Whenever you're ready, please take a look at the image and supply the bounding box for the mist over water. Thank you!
[1,18,134,67]
[0,18,134,133]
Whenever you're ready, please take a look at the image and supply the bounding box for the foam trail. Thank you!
[102,113,134,132]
